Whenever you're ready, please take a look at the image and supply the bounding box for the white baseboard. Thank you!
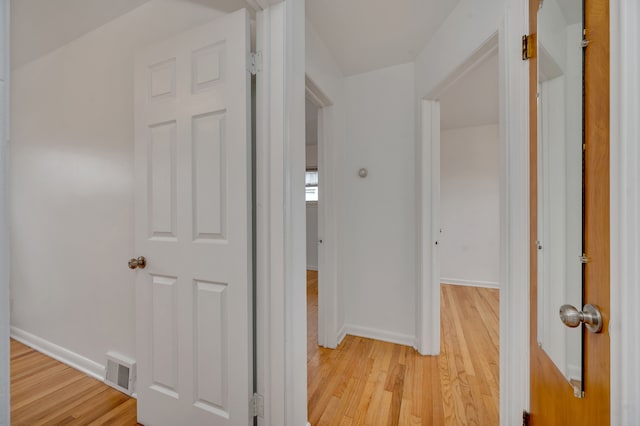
[440,277,500,289]
[341,324,416,348]
[336,325,347,345]
[306,265,318,271]
[10,326,105,382]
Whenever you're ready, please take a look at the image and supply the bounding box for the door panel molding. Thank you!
[134,10,251,425]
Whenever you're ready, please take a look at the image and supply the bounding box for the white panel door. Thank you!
[134,9,251,426]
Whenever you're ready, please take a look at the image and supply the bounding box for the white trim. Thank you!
[499,3,530,424]
[441,278,500,290]
[416,99,440,356]
[283,0,307,424]
[254,6,280,426]
[610,0,640,424]
[305,76,332,107]
[258,1,308,425]
[0,0,9,424]
[10,327,105,381]
[340,325,416,349]
[336,325,347,345]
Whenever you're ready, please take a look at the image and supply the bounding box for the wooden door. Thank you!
[529,0,610,424]
[134,9,252,426]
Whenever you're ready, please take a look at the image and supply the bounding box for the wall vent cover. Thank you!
[105,352,136,396]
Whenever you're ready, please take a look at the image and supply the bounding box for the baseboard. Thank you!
[341,324,416,348]
[10,326,105,382]
[306,265,318,271]
[440,277,500,289]
[336,325,347,345]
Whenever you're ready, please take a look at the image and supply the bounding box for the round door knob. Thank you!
[559,303,603,333]
[128,256,146,270]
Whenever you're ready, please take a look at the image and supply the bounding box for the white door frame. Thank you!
[0,0,9,424]
[415,99,441,356]
[253,0,308,425]
[610,0,640,423]
[418,37,499,351]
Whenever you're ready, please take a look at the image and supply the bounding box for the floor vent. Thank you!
[105,352,136,396]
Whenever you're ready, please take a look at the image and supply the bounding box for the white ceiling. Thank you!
[11,0,150,69]
[439,50,499,130]
[306,0,461,76]
[10,0,250,70]
[12,0,495,131]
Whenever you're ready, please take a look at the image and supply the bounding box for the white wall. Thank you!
[341,62,416,344]
[440,125,500,287]
[10,0,230,369]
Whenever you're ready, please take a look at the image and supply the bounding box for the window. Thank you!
[305,170,318,202]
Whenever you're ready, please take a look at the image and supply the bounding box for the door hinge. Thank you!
[522,34,537,60]
[581,29,590,48]
[580,254,591,264]
[249,51,262,75]
[523,410,531,426]
[251,393,264,417]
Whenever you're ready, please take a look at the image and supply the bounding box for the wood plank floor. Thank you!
[10,339,139,425]
[307,271,500,425]
[11,271,498,425]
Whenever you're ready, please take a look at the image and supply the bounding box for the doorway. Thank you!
[437,47,502,420]
[305,96,320,355]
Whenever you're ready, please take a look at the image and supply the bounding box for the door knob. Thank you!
[559,304,603,333]
[128,256,146,270]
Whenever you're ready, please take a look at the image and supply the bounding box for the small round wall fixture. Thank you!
[358,168,368,178]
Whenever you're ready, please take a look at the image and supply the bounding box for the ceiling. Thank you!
[439,50,499,130]
[12,0,494,130]
[306,0,461,76]
[11,0,150,69]
[12,0,462,77]
[10,0,250,70]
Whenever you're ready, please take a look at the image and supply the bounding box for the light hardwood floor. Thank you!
[307,270,500,425]
[10,339,139,425]
[10,272,498,425]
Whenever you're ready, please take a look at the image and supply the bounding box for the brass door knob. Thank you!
[128,256,146,270]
